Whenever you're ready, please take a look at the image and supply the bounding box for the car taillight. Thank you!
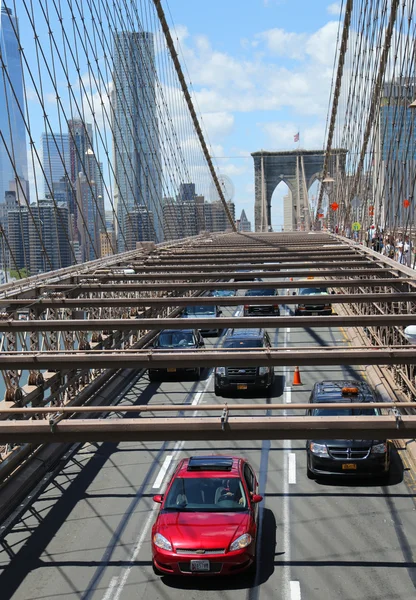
[244,305,249,310]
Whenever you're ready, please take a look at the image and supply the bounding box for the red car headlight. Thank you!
[229,533,252,551]
[153,533,172,551]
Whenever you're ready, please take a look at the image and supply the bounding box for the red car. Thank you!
[151,455,262,576]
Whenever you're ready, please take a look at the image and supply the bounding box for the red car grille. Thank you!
[176,548,226,555]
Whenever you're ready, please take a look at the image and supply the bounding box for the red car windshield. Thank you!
[164,477,248,512]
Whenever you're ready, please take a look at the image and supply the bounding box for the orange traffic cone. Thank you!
[292,366,302,386]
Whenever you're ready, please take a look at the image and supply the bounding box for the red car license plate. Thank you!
[190,559,210,572]
[342,463,357,470]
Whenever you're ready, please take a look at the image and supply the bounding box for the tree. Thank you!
[10,268,30,280]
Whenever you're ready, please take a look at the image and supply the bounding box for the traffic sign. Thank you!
[352,222,361,231]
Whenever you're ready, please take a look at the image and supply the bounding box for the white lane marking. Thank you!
[103,349,216,599]
[284,386,292,402]
[290,580,301,600]
[288,453,296,484]
[102,576,118,600]
[283,304,293,599]
[152,455,173,489]
[112,504,159,600]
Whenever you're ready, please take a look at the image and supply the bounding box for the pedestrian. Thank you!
[401,235,412,266]
[382,237,395,259]
[396,236,403,262]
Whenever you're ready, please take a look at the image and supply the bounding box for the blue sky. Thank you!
[19,0,343,232]
[165,0,343,228]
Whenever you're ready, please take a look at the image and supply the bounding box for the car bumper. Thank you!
[149,368,198,375]
[200,328,220,335]
[308,453,390,476]
[296,307,332,316]
[215,375,272,391]
[152,546,255,576]
[244,307,280,316]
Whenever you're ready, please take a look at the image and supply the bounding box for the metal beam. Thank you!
[122,261,374,272]
[39,278,413,292]
[0,415,414,442]
[0,402,412,414]
[2,347,416,369]
[90,268,399,281]
[2,314,416,332]
[2,292,415,310]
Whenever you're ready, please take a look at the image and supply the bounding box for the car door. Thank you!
[244,463,259,520]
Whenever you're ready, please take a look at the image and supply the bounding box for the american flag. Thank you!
[294,132,299,142]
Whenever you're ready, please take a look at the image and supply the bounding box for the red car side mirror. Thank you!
[251,494,263,504]
[153,494,164,503]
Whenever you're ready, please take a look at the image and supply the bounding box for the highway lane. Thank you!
[0,304,415,599]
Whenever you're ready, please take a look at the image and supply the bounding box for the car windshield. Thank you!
[164,477,247,512]
[185,306,216,315]
[157,332,195,348]
[245,289,275,296]
[212,290,234,297]
[312,407,378,416]
[299,287,328,295]
[223,338,263,349]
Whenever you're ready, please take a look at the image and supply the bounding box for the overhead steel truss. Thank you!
[1,231,416,455]
[0,415,414,443]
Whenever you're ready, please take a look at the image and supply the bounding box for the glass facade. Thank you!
[112,31,161,250]
[0,4,28,205]
[379,80,416,226]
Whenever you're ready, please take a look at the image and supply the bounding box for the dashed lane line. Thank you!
[152,455,173,489]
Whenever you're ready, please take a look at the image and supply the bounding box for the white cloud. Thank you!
[181,21,338,119]
[256,29,307,60]
[327,2,342,16]
[259,121,326,150]
[305,22,339,65]
[201,111,234,141]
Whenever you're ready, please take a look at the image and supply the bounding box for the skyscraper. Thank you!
[76,148,104,262]
[237,209,251,232]
[0,5,29,205]
[375,79,416,227]
[29,199,71,273]
[112,31,162,251]
[41,132,70,198]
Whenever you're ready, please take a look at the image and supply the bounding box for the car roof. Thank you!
[311,380,375,403]
[225,328,264,338]
[159,328,197,334]
[176,455,242,478]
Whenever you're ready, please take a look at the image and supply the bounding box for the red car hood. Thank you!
[155,511,251,550]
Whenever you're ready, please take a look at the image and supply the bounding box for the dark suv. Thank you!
[148,329,205,381]
[214,328,274,396]
[306,380,390,479]
[294,286,332,316]
[244,288,280,316]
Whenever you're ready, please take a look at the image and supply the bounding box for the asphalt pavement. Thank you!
[0,301,415,600]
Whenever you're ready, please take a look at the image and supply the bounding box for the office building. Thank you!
[162,197,198,240]
[41,132,70,199]
[237,209,251,232]
[28,199,71,273]
[374,79,416,227]
[112,31,161,250]
[204,201,235,233]
[7,203,30,270]
[0,6,29,205]
[124,207,154,250]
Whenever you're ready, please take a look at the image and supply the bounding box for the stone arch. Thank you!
[251,149,347,231]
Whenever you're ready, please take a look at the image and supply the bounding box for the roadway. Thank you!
[0,301,415,599]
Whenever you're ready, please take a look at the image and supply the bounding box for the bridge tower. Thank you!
[252,149,347,231]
